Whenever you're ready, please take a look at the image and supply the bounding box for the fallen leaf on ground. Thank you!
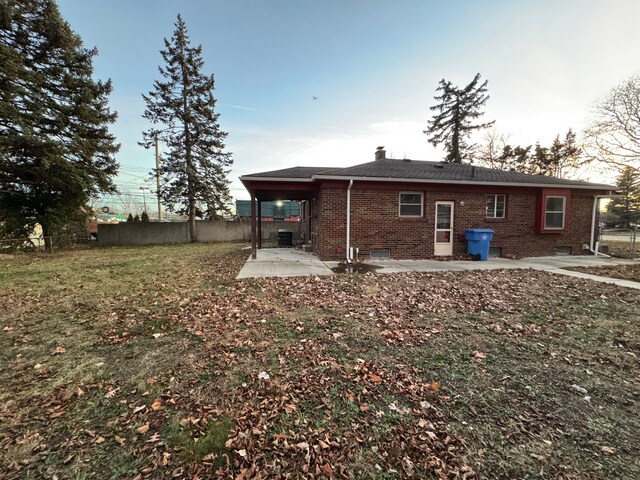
[136,423,150,434]
[150,397,162,410]
[472,351,486,363]
[104,387,119,399]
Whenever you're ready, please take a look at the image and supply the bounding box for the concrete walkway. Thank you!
[237,248,640,290]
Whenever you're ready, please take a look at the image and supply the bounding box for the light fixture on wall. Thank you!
[459,201,465,206]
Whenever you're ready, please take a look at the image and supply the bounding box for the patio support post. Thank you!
[257,199,262,249]
[250,192,257,259]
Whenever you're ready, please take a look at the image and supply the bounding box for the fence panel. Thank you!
[599,227,638,259]
[0,234,93,252]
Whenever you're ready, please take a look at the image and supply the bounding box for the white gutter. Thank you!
[346,179,353,263]
[590,194,620,257]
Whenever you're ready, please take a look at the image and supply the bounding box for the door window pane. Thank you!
[436,231,451,243]
[436,204,451,229]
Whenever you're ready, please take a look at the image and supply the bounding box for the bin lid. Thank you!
[464,229,494,234]
[278,229,293,233]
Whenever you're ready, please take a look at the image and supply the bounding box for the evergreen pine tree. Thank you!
[545,129,583,178]
[141,210,150,222]
[477,129,584,178]
[133,214,140,222]
[608,167,640,225]
[127,213,134,222]
[141,14,232,242]
[425,73,494,163]
[0,0,119,250]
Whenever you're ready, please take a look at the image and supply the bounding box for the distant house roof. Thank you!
[241,158,614,190]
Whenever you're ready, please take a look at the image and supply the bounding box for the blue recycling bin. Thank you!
[464,229,494,261]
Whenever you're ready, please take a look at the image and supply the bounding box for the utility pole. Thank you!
[155,133,163,221]
[139,186,148,212]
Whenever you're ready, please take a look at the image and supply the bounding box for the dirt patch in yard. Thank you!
[566,264,640,282]
[1,244,639,479]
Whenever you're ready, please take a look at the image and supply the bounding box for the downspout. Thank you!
[346,179,353,263]
[590,194,619,258]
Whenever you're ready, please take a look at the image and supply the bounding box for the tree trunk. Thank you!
[188,204,197,242]
[181,54,197,243]
[41,221,52,253]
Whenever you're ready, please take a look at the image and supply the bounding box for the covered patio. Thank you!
[240,167,331,259]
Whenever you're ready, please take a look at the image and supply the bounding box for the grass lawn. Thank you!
[1,243,639,479]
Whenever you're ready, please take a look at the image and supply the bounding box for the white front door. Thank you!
[434,201,454,256]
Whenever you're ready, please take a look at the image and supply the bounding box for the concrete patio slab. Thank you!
[237,249,640,289]
[236,248,333,279]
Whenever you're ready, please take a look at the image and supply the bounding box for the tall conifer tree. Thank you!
[141,15,232,241]
[425,73,494,163]
[608,167,640,225]
[0,0,119,249]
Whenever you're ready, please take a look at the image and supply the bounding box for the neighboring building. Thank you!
[240,147,615,260]
[235,200,300,221]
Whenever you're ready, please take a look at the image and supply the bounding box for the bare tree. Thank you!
[118,193,144,216]
[584,75,640,174]
[475,128,510,169]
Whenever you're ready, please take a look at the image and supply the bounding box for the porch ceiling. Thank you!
[254,189,315,201]
[241,179,318,201]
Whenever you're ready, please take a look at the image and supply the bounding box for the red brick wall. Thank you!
[316,182,601,260]
[317,188,347,259]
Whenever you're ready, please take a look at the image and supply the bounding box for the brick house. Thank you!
[240,148,615,261]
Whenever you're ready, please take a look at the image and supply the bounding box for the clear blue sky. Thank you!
[56,0,640,206]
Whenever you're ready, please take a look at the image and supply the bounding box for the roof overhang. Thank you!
[306,174,613,191]
[240,174,614,193]
[240,176,313,183]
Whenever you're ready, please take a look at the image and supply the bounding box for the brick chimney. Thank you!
[375,146,386,161]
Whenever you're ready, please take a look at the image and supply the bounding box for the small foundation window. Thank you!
[554,246,572,256]
[370,249,391,259]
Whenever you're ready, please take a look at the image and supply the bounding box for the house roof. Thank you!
[241,166,338,181]
[240,158,614,190]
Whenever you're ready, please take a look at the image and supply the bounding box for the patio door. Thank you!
[434,201,454,256]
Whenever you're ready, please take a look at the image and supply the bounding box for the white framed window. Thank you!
[399,192,423,217]
[486,194,506,218]
[544,196,566,229]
